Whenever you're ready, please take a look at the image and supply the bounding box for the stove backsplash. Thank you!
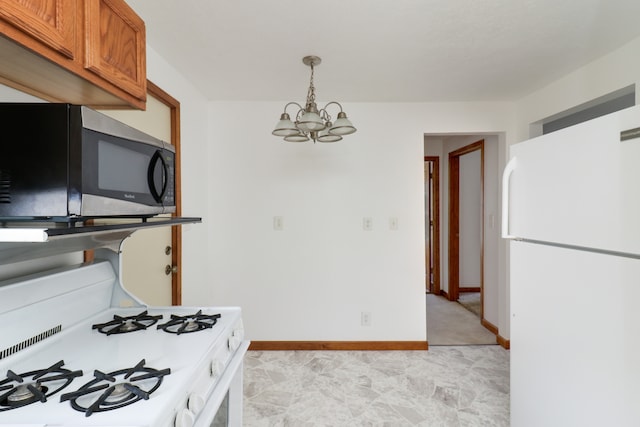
[0,261,135,361]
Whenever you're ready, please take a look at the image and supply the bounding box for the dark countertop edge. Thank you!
[46,217,202,236]
[0,217,202,238]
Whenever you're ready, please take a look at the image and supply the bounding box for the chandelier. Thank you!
[272,56,356,143]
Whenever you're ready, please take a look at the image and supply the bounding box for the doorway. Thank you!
[424,134,502,344]
[424,156,440,294]
[448,140,484,313]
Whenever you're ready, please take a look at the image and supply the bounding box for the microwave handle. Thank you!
[148,150,168,203]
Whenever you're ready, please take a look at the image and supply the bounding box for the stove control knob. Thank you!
[228,334,241,351]
[188,393,205,413]
[175,408,195,427]
[210,359,225,378]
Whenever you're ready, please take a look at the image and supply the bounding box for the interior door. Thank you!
[99,94,173,306]
[424,156,440,294]
[448,140,484,302]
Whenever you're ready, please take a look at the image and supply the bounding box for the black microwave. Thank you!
[0,103,176,221]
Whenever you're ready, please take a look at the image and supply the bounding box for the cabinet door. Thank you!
[0,0,76,58]
[84,0,146,101]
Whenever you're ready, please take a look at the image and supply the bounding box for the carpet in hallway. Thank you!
[458,292,482,317]
[426,293,496,345]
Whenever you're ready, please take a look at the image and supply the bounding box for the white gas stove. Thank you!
[0,259,248,426]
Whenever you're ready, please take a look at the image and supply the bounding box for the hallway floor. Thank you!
[426,294,497,346]
[243,347,509,426]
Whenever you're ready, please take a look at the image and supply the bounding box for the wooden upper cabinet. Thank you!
[0,0,76,58]
[84,0,146,101]
[0,0,146,109]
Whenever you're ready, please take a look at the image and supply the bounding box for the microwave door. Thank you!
[81,128,168,217]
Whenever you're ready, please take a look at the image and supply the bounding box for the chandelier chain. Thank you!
[306,63,316,109]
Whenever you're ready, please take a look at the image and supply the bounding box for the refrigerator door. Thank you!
[505,105,640,255]
[511,241,640,427]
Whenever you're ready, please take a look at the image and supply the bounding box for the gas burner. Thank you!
[60,359,170,417]
[157,310,221,334]
[92,311,163,335]
[0,360,83,411]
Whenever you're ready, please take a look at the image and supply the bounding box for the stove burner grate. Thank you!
[92,310,163,335]
[0,360,83,411]
[156,310,221,334]
[60,359,170,417]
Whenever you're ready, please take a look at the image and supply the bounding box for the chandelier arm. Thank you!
[295,108,306,123]
[283,102,304,114]
[318,109,332,122]
[321,101,344,112]
[282,101,306,126]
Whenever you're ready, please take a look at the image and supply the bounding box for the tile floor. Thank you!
[243,346,509,426]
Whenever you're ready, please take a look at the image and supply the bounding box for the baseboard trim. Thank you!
[496,335,510,349]
[248,341,429,351]
[459,287,481,293]
[481,318,499,335]
[439,290,449,299]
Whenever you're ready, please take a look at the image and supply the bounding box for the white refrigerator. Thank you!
[503,105,640,427]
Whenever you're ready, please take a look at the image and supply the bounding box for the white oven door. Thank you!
[195,341,249,427]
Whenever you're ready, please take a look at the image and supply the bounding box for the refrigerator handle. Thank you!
[501,157,517,239]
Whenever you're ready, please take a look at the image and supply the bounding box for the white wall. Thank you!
[483,136,501,327]
[515,36,640,141]
[0,46,519,343]
[208,101,514,341]
[0,83,42,101]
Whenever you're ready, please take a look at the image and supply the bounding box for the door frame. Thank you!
[147,81,183,305]
[424,156,440,294]
[448,139,484,305]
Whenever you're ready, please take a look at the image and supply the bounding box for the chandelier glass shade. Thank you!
[272,56,356,143]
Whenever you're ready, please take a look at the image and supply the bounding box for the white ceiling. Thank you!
[125,0,640,103]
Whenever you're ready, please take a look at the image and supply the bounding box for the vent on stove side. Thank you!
[0,169,10,203]
[0,325,62,359]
